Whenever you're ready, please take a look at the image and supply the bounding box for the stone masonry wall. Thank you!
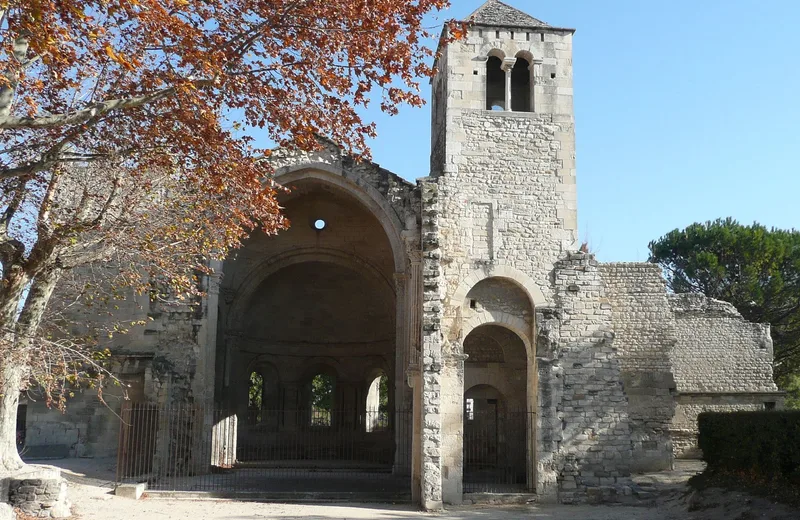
[553,253,632,504]
[600,263,676,472]
[419,180,445,510]
[669,294,777,393]
[437,111,576,305]
[668,293,781,458]
[7,477,69,518]
[4,467,70,519]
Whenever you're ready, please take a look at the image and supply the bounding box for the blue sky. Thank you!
[361,0,800,262]
[249,1,799,262]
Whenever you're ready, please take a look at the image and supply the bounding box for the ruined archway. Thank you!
[459,276,537,494]
[212,171,411,493]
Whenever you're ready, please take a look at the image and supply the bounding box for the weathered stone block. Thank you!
[115,483,147,500]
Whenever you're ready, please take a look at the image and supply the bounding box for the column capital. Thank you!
[501,57,517,72]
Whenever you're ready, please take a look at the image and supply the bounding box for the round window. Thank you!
[313,219,327,231]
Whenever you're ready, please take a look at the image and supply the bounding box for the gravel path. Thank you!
[68,480,680,520]
[49,459,798,520]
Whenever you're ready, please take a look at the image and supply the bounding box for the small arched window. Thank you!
[511,57,532,113]
[365,373,389,432]
[310,373,334,427]
[248,371,264,424]
[485,56,505,111]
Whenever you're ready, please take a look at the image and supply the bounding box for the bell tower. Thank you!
[430,0,578,292]
[423,0,580,504]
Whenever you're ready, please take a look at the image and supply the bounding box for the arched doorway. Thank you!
[462,321,530,492]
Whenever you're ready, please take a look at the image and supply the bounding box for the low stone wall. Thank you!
[670,393,785,459]
[3,466,70,519]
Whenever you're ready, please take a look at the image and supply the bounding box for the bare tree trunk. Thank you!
[0,269,28,473]
[0,364,24,473]
[0,266,61,473]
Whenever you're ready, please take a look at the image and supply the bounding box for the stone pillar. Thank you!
[394,271,410,412]
[441,349,466,504]
[502,57,517,112]
[283,383,300,431]
[396,249,423,473]
[420,180,444,510]
[408,367,423,505]
[193,260,222,475]
[407,250,423,369]
[531,59,543,113]
[194,260,222,409]
[535,307,562,502]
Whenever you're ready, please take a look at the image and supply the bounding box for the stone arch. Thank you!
[227,248,395,331]
[485,54,506,111]
[302,361,340,407]
[244,360,280,415]
[464,383,506,406]
[514,50,536,64]
[301,360,341,383]
[512,51,534,112]
[273,165,407,274]
[451,265,546,309]
[479,43,519,60]
[486,48,506,60]
[463,311,532,360]
[246,357,280,380]
[462,324,530,492]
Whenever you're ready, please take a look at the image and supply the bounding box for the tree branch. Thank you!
[0,31,31,117]
[0,79,213,131]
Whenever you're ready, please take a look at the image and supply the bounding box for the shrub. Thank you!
[698,411,800,482]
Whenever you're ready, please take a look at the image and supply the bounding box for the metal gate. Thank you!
[116,402,412,497]
[463,409,533,493]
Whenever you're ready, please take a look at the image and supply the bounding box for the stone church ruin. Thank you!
[19,0,782,509]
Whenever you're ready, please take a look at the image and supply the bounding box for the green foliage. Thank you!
[311,373,334,412]
[649,218,800,397]
[698,411,800,483]
[248,371,263,410]
[783,375,800,410]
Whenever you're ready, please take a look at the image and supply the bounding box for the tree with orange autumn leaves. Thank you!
[0,0,466,473]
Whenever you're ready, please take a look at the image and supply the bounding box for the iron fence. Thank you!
[463,410,535,493]
[116,402,412,495]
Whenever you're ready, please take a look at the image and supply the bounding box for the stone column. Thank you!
[395,249,422,473]
[193,260,222,474]
[394,271,410,411]
[441,349,467,504]
[408,367,423,504]
[531,59,543,113]
[502,57,517,112]
[283,383,300,431]
[194,260,222,409]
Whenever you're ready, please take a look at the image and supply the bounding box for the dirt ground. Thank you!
[39,459,800,520]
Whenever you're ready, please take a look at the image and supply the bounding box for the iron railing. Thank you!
[116,403,535,495]
[463,410,535,493]
[116,402,412,495]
